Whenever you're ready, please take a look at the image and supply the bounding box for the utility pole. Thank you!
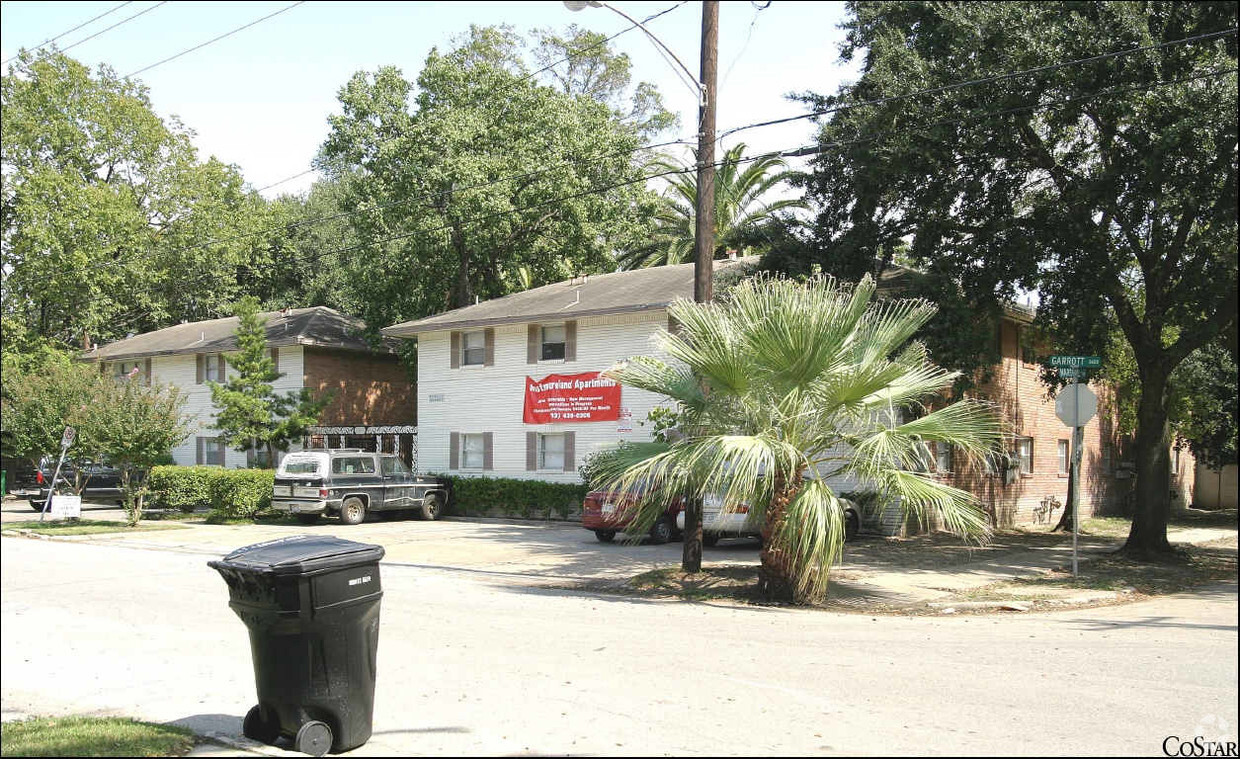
[682,0,718,574]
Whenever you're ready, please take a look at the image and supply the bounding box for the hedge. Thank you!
[436,474,588,521]
[148,466,274,518]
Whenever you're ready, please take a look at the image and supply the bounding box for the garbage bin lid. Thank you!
[210,535,385,575]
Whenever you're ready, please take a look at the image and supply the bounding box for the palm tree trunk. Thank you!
[758,471,801,603]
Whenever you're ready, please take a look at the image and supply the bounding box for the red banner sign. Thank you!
[523,372,621,424]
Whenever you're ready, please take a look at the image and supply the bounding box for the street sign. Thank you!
[1049,355,1102,369]
[1055,384,1098,428]
[60,426,76,449]
[1057,367,1085,380]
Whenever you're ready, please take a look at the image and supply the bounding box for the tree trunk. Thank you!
[757,472,801,603]
[451,224,473,309]
[1121,371,1175,557]
[681,495,702,573]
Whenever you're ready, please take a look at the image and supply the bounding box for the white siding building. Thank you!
[384,259,755,481]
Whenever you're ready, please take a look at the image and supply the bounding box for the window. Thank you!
[1016,437,1034,475]
[461,434,486,469]
[113,360,142,379]
[381,457,410,476]
[462,331,486,366]
[1172,447,1181,475]
[198,437,225,466]
[541,325,566,361]
[1058,440,1070,476]
[539,433,566,470]
[1019,327,1037,368]
[332,456,376,475]
[935,442,953,474]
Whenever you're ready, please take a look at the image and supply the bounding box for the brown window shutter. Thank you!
[564,320,577,362]
[196,437,204,465]
[246,447,254,468]
[527,324,539,364]
[144,358,152,386]
[667,315,681,336]
[526,432,538,471]
[450,332,460,369]
[563,431,575,472]
[449,432,460,470]
[270,347,279,374]
[483,432,494,470]
[217,354,226,381]
[196,354,204,384]
[484,328,495,367]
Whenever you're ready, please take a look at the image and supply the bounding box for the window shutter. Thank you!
[449,432,459,470]
[196,437,204,465]
[144,358,152,386]
[526,432,538,471]
[667,315,681,337]
[527,325,539,364]
[196,354,204,384]
[270,347,279,374]
[483,432,493,470]
[564,320,577,362]
[450,332,460,369]
[217,354,226,381]
[484,328,495,367]
[246,447,254,468]
[563,431,575,472]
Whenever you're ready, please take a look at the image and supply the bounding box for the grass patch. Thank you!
[1,520,188,537]
[1079,516,1133,539]
[0,715,196,757]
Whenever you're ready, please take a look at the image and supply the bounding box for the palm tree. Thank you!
[618,143,806,269]
[596,274,1003,604]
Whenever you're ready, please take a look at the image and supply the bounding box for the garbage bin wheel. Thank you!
[294,720,333,757]
[339,496,367,525]
[419,493,442,521]
[242,705,280,745]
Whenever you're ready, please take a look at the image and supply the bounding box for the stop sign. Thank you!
[1055,384,1097,428]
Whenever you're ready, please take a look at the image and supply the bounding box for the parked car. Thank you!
[16,458,124,511]
[272,449,449,525]
[675,493,862,546]
[581,488,685,544]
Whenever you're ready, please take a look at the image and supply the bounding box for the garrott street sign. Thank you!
[1049,355,1102,369]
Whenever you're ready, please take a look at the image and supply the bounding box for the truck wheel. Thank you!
[294,720,332,757]
[844,510,860,542]
[339,497,367,525]
[419,494,442,521]
[242,704,279,745]
[649,517,673,545]
[594,529,616,543]
[29,500,45,512]
[295,514,320,525]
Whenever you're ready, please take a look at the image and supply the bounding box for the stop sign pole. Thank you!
[1054,375,1099,577]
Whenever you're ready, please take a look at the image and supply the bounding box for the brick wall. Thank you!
[303,347,415,426]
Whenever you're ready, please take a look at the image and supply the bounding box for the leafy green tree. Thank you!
[208,297,330,465]
[596,274,1003,603]
[1,50,273,362]
[0,359,107,491]
[797,1,1237,555]
[316,25,660,329]
[91,377,189,525]
[618,143,806,269]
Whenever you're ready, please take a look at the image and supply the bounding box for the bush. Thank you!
[209,469,275,518]
[147,466,225,513]
[436,474,588,521]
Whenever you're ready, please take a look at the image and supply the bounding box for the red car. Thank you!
[581,489,684,544]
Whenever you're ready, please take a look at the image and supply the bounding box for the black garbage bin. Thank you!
[209,535,385,756]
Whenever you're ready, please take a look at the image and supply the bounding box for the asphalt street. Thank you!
[2,528,1236,756]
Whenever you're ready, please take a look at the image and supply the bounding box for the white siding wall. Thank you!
[417,312,671,481]
[151,347,305,468]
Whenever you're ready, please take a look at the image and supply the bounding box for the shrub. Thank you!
[209,469,275,518]
[147,466,225,513]
[436,474,588,521]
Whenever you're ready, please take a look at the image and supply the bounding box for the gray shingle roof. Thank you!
[85,307,393,361]
[382,258,758,336]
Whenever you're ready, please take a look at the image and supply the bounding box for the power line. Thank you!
[717,25,1239,141]
[249,1,689,197]
[2,1,134,66]
[127,1,306,77]
[58,2,169,57]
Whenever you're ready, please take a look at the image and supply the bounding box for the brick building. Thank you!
[84,307,416,468]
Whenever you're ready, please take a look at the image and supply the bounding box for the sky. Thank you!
[0,0,863,198]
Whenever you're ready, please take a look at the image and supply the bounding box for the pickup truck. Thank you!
[14,459,124,511]
[272,450,449,525]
